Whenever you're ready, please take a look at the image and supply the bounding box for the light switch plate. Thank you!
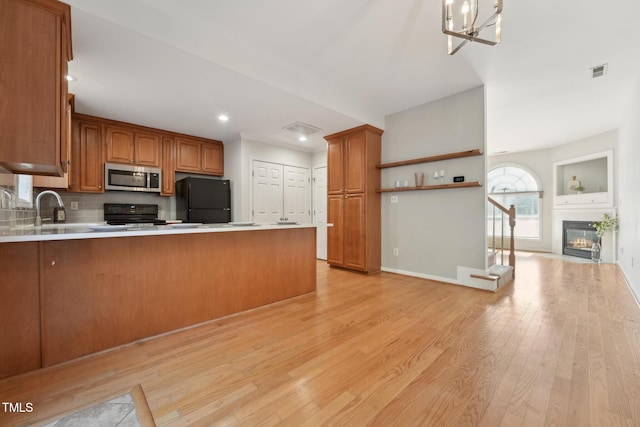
[391,195,398,204]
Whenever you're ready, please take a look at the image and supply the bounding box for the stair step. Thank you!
[489,264,512,276]
[470,274,499,282]
[488,264,514,289]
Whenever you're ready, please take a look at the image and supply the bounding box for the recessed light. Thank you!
[218,114,229,122]
[65,74,76,82]
[298,136,307,142]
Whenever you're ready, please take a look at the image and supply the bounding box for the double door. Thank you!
[252,160,310,224]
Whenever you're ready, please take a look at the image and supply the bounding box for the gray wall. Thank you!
[381,86,486,281]
[618,75,640,302]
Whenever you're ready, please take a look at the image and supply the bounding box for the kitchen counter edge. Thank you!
[0,223,327,243]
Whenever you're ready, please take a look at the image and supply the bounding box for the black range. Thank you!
[104,203,166,225]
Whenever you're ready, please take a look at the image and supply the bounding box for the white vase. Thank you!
[567,176,581,194]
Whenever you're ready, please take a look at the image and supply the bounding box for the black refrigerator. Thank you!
[175,177,231,223]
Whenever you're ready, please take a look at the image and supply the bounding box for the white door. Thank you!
[314,166,328,260]
[284,165,311,224]
[252,161,284,223]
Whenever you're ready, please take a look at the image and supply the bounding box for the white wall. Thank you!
[550,130,618,206]
[223,138,242,221]
[312,149,327,168]
[487,129,618,253]
[488,149,553,252]
[381,86,486,282]
[618,75,640,302]
[225,137,313,221]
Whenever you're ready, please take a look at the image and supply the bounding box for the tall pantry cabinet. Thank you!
[325,125,383,274]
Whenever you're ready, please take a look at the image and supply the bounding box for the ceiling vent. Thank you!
[283,122,322,136]
[590,64,608,79]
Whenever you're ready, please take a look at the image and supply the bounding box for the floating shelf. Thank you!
[377,181,482,193]
[376,148,482,169]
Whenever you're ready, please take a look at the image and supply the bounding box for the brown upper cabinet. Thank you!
[70,115,104,193]
[60,112,223,194]
[106,126,161,167]
[161,137,176,196]
[327,130,369,195]
[32,94,74,189]
[0,0,72,176]
[176,137,224,176]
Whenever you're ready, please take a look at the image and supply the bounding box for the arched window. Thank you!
[488,166,542,239]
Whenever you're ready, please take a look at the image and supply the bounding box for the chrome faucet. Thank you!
[35,190,64,226]
[0,188,13,209]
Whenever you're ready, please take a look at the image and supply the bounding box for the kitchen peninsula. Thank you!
[0,224,316,378]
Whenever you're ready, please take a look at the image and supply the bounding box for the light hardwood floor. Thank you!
[1,253,639,426]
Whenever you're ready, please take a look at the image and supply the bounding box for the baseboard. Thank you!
[618,262,640,308]
[381,267,460,286]
[380,266,504,292]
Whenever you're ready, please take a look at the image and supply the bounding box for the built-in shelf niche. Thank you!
[377,148,483,193]
[553,149,613,208]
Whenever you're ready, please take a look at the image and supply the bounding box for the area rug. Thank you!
[37,385,155,427]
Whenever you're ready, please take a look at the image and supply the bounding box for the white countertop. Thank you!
[0,222,321,243]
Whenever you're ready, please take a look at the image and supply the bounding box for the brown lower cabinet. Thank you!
[0,228,316,373]
[327,194,374,272]
[0,242,41,379]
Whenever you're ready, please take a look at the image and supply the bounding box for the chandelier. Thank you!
[442,0,503,55]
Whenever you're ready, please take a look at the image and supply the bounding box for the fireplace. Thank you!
[562,220,597,259]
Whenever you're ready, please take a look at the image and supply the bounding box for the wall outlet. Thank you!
[393,248,399,256]
[391,195,398,204]
[70,201,78,211]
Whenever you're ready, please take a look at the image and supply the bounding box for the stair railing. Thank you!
[487,197,516,277]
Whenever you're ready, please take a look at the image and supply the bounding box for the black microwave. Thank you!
[104,163,161,193]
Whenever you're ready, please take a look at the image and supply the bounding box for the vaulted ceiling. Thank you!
[65,0,640,154]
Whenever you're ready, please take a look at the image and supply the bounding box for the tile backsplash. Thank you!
[37,190,174,224]
[1,173,174,227]
[0,172,35,228]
